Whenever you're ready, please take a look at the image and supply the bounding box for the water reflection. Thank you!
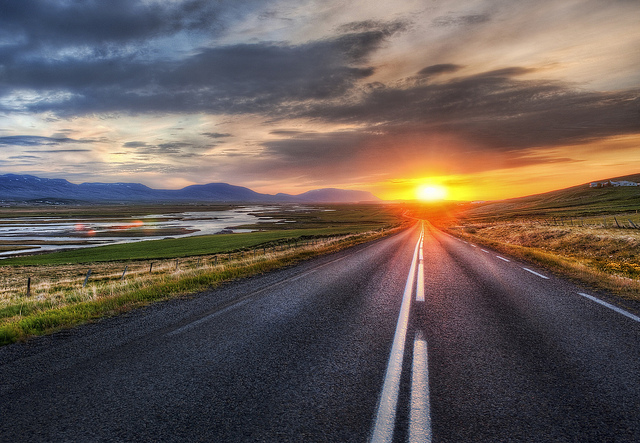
[0,206,287,257]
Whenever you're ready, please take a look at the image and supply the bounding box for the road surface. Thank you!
[1,223,639,442]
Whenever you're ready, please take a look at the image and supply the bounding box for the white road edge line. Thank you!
[166,241,383,337]
[522,267,550,279]
[370,228,421,443]
[166,299,251,336]
[577,292,640,323]
[409,330,432,443]
[496,256,510,262]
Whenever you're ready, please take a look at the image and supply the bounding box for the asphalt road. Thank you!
[1,223,639,442]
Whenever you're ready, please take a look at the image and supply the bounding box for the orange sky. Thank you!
[369,136,640,201]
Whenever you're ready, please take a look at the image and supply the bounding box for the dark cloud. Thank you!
[0,0,254,52]
[8,155,40,159]
[338,20,396,33]
[123,141,148,148]
[201,132,232,139]
[472,67,537,78]
[432,14,491,27]
[0,136,95,146]
[417,64,463,77]
[297,67,640,151]
[124,141,209,158]
[269,130,309,136]
[24,149,91,153]
[0,16,405,116]
[256,126,586,183]
[241,64,639,181]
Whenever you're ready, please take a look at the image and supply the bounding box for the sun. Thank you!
[417,184,448,201]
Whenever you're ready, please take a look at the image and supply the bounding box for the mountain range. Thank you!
[0,174,380,204]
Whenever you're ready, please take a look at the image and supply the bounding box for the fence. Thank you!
[1,233,369,302]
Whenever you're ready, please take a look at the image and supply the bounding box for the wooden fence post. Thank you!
[83,269,92,287]
[121,266,128,280]
[27,277,31,296]
[149,262,154,273]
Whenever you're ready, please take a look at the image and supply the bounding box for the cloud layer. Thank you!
[1,0,639,198]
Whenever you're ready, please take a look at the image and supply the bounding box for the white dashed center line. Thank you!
[409,330,432,443]
[522,267,550,279]
[370,229,421,442]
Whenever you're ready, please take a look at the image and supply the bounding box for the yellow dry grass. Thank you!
[0,229,403,343]
[447,221,640,300]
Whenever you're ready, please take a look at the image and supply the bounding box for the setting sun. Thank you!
[417,184,448,201]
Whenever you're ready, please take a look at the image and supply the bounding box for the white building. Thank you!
[590,180,639,188]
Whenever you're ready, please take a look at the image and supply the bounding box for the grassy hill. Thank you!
[463,173,640,221]
[445,173,640,302]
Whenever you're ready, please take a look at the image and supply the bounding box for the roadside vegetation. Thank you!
[446,222,640,300]
[0,204,407,346]
[436,182,640,302]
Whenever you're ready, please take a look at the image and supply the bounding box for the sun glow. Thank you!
[417,184,448,201]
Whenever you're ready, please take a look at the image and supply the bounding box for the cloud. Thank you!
[432,14,491,27]
[246,63,639,182]
[123,140,209,158]
[23,149,91,153]
[1,0,638,196]
[297,66,640,151]
[123,141,148,148]
[417,64,463,77]
[269,130,309,136]
[0,136,96,146]
[0,18,405,116]
[201,132,232,139]
[0,0,251,51]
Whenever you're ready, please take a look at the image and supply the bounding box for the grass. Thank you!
[1,203,401,265]
[462,176,640,222]
[427,176,640,301]
[0,228,403,346]
[1,227,373,265]
[445,221,640,301]
[0,204,407,346]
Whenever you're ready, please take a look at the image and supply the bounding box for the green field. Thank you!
[1,204,402,266]
[0,204,407,345]
[462,174,640,221]
[2,228,371,265]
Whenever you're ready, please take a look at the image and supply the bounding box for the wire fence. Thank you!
[1,232,378,306]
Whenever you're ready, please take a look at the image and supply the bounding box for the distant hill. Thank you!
[288,188,379,203]
[464,173,640,220]
[0,174,380,204]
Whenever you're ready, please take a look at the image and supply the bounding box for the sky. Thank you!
[0,0,639,201]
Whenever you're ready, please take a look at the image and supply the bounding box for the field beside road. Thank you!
[446,222,640,300]
[438,181,640,301]
[0,204,406,345]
